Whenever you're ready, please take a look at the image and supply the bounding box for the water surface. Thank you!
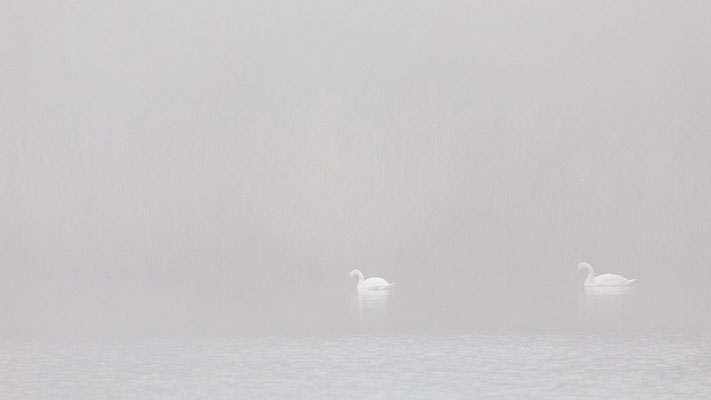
[2,334,709,399]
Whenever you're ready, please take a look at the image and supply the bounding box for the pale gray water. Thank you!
[2,334,710,399]
[3,275,710,397]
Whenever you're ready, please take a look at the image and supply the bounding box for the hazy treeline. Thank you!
[2,1,710,289]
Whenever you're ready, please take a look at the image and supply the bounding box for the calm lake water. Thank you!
[2,334,710,399]
[2,277,710,398]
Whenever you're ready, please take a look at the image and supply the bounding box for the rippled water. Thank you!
[2,277,710,398]
[2,334,710,399]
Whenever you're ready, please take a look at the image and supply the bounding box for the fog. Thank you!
[2,1,711,338]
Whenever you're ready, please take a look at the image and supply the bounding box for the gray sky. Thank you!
[2,1,711,335]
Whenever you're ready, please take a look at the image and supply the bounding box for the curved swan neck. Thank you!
[580,263,595,285]
[351,269,365,284]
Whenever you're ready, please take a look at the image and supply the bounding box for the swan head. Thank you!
[349,269,360,278]
[577,262,592,271]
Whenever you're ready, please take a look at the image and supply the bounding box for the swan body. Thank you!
[577,262,636,287]
[349,269,394,291]
[584,285,630,296]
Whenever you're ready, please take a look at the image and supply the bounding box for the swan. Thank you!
[577,262,636,287]
[349,269,394,290]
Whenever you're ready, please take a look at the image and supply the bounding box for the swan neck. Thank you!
[583,265,595,285]
[356,270,364,284]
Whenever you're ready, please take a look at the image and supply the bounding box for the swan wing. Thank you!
[592,273,632,286]
[360,277,393,290]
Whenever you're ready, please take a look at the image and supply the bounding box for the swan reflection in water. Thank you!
[582,283,635,308]
[584,286,633,296]
[579,284,636,325]
[353,289,390,320]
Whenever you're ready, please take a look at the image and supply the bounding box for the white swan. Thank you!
[577,262,636,287]
[349,269,394,291]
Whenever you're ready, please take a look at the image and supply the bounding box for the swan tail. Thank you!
[387,282,396,287]
[626,278,637,285]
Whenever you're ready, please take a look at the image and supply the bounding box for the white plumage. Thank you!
[577,262,636,287]
[349,269,394,291]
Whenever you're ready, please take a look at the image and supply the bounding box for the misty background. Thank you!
[2,1,711,337]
